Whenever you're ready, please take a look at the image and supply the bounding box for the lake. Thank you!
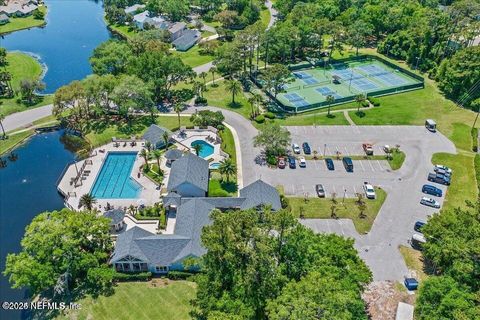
[0,130,76,320]
[1,0,111,94]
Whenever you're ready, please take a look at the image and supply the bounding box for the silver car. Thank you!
[292,143,301,154]
[420,197,440,208]
[316,184,325,197]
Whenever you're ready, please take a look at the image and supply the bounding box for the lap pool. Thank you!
[91,152,141,199]
[191,140,214,158]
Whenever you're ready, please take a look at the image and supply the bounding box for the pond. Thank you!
[1,0,112,94]
[0,130,76,319]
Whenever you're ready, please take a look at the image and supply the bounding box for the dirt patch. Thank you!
[147,278,172,288]
[362,281,415,320]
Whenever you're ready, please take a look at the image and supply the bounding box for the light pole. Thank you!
[415,57,420,71]
[385,44,390,57]
[342,188,347,204]
[323,143,327,156]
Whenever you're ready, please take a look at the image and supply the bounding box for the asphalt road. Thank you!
[3,104,54,132]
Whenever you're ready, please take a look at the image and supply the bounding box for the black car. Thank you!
[325,158,334,170]
[302,142,311,154]
[342,157,354,172]
[414,221,426,232]
[288,156,296,169]
[427,173,450,185]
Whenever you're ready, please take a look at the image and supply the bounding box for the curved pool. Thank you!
[210,162,220,169]
[191,140,214,158]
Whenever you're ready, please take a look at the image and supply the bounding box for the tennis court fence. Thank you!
[303,81,331,89]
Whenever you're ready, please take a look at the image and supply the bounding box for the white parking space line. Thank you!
[332,185,337,195]
[359,160,365,171]
[378,146,385,154]
[314,160,318,169]
[368,160,375,171]
[301,185,305,194]
[376,160,383,171]
[344,146,349,156]
[353,186,357,195]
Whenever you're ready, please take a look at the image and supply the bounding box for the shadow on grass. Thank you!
[326,113,337,119]
[220,180,238,193]
[227,101,243,109]
[355,111,366,118]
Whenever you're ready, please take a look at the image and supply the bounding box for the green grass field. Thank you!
[288,187,387,234]
[175,45,215,68]
[0,129,34,155]
[58,280,196,320]
[203,81,252,119]
[107,23,137,39]
[0,6,47,34]
[0,52,52,116]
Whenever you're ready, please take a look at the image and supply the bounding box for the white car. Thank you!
[363,183,376,199]
[434,164,452,174]
[299,157,306,167]
[383,145,391,153]
[420,197,440,208]
[292,144,301,154]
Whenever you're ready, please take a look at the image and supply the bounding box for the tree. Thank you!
[210,66,218,86]
[78,193,97,211]
[33,8,44,20]
[326,95,335,117]
[192,143,202,156]
[4,209,114,297]
[111,75,153,122]
[90,40,132,75]
[145,141,152,152]
[153,149,162,173]
[199,71,208,87]
[262,64,291,99]
[218,158,236,182]
[347,20,374,56]
[173,102,183,128]
[19,79,45,104]
[254,122,291,157]
[356,193,367,219]
[162,131,170,150]
[226,79,241,105]
[190,110,225,128]
[355,94,366,114]
[140,148,149,169]
[213,43,243,78]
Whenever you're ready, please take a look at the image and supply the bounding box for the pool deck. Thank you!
[173,129,227,164]
[58,141,160,211]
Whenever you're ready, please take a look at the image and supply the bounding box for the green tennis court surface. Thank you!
[274,56,424,112]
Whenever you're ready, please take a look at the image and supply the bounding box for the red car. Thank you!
[278,157,286,169]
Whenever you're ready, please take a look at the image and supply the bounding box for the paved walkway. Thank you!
[3,104,53,132]
[344,110,356,126]
[265,0,278,30]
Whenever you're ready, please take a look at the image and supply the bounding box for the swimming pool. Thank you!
[90,152,141,199]
[191,140,214,158]
[210,162,220,169]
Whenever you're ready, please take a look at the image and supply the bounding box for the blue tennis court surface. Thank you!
[293,71,311,79]
[375,73,408,86]
[302,77,319,85]
[351,78,378,91]
[357,64,388,76]
[315,87,342,99]
[332,68,363,80]
[284,92,309,106]
[91,152,141,199]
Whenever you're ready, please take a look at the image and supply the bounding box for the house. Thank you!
[124,4,145,15]
[164,149,184,166]
[172,29,201,51]
[0,0,38,17]
[167,153,209,197]
[103,209,126,232]
[149,16,169,29]
[142,124,171,149]
[111,154,282,274]
[133,10,150,29]
[168,22,186,40]
[0,13,9,24]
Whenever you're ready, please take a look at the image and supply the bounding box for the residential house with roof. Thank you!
[133,10,150,29]
[173,29,201,51]
[110,153,281,274]
[166,152,209,197]
[0,13,9,24]
[142,124,171,150]
[124,3,145,15]
[0,0,38,16]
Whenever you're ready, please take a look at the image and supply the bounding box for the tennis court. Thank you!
[272,56,423,112]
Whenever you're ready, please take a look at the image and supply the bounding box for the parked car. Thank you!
[435,168,451,177]
[302,142,311,154]
[383,145,391,153]
[315,184,325,197]
[299,157,306,167]
[363,183,376,199]
[411,233,427,250]
[362,143,374,155]
[325,158,334,170]
[404,278,419,291]
[434,164,452,174]
[343,157,354,172]
[427,173,451,185]
[292,143,301,154]
[288,156,296,169]
[277,157,286,169]
[414,221,426,232]
[422,184,442,197]
[420,196,440,208]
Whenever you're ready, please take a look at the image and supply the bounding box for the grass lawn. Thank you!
[58,280,196,320]
[107,23,137,39]
[219,126,236,166]
[0,6,47,34]
[288,187,387,234]
[208,171,238,197]
[0,52,53,116]
[399,245,428,281]
[85,115,192,148]
[0,129,34,155]
[144,163,164,185]
[203,80,252,120]
[175,45,215,68]
[432,152,477,211]
[260,7,271,29]
[270,111,350,126]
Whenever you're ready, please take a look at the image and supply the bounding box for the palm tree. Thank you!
[173,102,183,128]
[192,143,202,156]
[79,193,97,211]
[248,96,256,119]
[153,149,162,174]
[210,66,217,86]
[145,141,152,152]
[162,131,169,150]
[226,80,241,105]
[326,95,335,117]
[199,72,208,86]
[356,193,367,219]
[0,112,5,138]
[140,148,149,169]
[218,158,236,182]
[355,94,365,113]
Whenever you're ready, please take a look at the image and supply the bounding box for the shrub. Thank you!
[475,154,480,194]
[167,271,195,280]
[255,114,265,123]
[361,100,370,108]
[266,154,277,166]
[472,128,478,152]
[264,112,276,119]
[194,96,208,105]
[113,272,152,282]
[368,97,380,106]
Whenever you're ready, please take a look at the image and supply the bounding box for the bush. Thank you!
[167,271,195,280]
[475,154,480,194]
[361,100,370,108]
[368,97,380,106]
[113,272,152,282]
[255,114,265,123]
[266,154,277,166]
[472,128,478,152]
[194,96,208,105]
[264,112,276,119]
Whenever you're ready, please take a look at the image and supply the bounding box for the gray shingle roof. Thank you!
[239,180,282,211]
[167,153,209,193]
[163,191,182,207]
[168,22,186,34]
[142,125,170,148]
[111,226,154,262]
[172,29,201,51]
[164,149,184,161]
[103,209,125,225]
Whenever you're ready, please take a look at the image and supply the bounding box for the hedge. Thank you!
[113,271,152,282]
[195,96,208,105]
[475,154,480,194]
[368,97,380,106]
[255,114,265,123]
[472,128,478,152]
[264,111,276,119]
[167,271,196,280]
[362,100,370,108]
